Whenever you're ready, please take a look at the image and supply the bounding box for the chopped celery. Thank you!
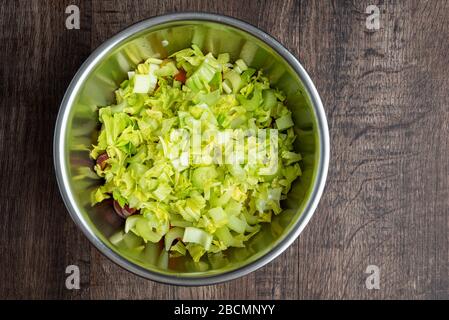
[276,114,294,130]
[227,215,246,234]
[91,45,302,263]
[170,241,187,256]
[109,230,125,245]
[183,227,213,250]
[133,74,152,93]
[164,227,185,251]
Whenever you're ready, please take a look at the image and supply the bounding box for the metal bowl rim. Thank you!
[53,12,330,286]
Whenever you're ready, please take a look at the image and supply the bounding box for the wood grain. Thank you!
[0,0,448,299]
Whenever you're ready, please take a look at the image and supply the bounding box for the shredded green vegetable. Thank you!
[91,45,302,263]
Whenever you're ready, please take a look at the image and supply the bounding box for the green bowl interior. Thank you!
[64,20,320,277]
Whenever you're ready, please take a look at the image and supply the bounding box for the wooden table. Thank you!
[1,0,448,299]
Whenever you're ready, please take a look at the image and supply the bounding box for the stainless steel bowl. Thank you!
[54,13,329,285]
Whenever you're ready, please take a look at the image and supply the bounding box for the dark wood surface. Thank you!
[1,0,448,299]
